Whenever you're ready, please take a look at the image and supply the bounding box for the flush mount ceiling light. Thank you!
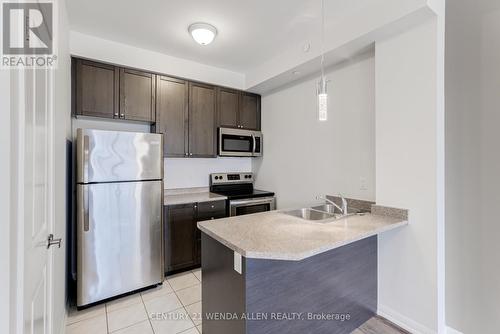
[188,22,217,45]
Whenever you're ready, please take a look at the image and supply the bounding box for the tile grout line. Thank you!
[190,269,202,332]
[191,269,202,283]
[105,303,110,334]
[106,293,154,334]
[169,275,198,333]
[66,305,107,327]
[140,290,157,334]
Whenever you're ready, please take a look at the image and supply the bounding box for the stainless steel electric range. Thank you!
[209,172,276,216]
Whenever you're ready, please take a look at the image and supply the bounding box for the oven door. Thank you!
[218,127,262,157]
[229,197,276,216]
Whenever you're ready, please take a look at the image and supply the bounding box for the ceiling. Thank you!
[66,0,373,73]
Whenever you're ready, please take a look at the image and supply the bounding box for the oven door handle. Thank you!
[230,197,276,207]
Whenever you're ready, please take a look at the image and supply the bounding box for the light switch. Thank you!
[234,251,242,274]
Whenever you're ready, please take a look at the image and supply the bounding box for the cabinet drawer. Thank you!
[197,200,226,220]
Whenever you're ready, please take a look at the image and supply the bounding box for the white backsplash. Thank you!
[164,157,252,189]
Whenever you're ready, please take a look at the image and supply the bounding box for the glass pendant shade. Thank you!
[317,76,328,121]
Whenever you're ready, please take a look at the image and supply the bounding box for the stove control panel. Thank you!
[210,172,253,185]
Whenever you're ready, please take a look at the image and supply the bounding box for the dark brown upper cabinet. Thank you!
[217,87,239,128]
[239,92,261,130]
[119,68,156,122]
[72,57,261,157]
[189,82,217,157]
[216,89,261,130]
[75,59,119,119]
[155,76,189,157]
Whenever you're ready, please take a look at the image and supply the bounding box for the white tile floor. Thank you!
[66,269,203,334]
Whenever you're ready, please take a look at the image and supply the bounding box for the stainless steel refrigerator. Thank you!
[76,129,163,307]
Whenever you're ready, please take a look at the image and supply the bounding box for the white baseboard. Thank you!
[378,304,437,334]
[446,326,463,334]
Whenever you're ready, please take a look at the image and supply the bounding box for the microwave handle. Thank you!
[252,135,256,155]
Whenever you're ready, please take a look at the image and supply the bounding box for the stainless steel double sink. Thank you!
[282,204,351,222]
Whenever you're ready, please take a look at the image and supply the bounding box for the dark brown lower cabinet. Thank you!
[165,203,197,273]
[165,200,226,275]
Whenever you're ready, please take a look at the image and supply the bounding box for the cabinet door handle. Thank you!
[190,153,193,156]
[185,152,188,156]
[121,97,126,118]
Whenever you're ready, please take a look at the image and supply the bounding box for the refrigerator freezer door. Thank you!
[76,129,163,184]
[76,180,163,307]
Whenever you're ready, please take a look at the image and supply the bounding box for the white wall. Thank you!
[478,9,500,333]
[375,17,445,334]
[70,31,245,89]
[446,1,500,333]
[53,1,73,333]
[253,54,375,209]
[246,0,433,90]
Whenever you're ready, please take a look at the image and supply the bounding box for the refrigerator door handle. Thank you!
[83,186,89,232]
[78,185,90,232]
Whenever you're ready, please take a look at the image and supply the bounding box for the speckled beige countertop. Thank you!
[164,187,227,206]
[197,210,408,261]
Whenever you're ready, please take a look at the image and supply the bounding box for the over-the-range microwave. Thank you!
[218,127,263,157]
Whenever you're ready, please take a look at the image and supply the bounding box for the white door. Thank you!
[19,65,56,334]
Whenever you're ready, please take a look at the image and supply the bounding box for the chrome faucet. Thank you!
[316,194,348,215]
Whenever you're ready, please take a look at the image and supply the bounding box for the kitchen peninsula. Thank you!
[197,205,408,334]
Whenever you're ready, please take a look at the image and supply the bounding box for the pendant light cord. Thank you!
[321,0,325,79]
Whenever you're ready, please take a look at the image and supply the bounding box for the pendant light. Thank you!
[317,0,328,121]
